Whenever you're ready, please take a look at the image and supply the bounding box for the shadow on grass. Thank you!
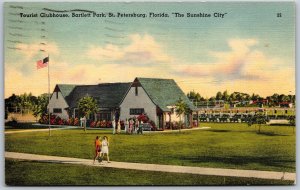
[208,130,231,133]
[207,129,291,136]
[256,132,290,136]
[174,155,295,170]
[37,160,82,164]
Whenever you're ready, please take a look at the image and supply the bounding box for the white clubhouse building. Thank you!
[47,77,196,128]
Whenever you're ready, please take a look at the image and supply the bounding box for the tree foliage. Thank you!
[187,91,205,103]
[77,96,98,133]
[32,93,49,119]
[77,96,98,117]
[247,113,267,133]
[5,93,48,118]
[288,116,296,126]
[175,98,187,121]
[187,90,295,107]
[175,98,192,130]
[288,115,296,134]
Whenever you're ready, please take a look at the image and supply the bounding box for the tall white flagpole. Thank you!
[48,54,51,136]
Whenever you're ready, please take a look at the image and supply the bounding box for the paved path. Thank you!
[143,127,211,133]
[5,152,295,181]
[4,126,79,134]
[5,126,210,134]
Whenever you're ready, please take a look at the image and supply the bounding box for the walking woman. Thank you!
[101,136,110,163]
[93,136,101,164]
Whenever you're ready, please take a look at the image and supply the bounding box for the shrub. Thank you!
[73,118,79,126]
[50,117,56,125]
[96,121,101,128]
[107,121,112,128]
[165,122,174,130]
[39,114,56,124]
[55,116,61,124]
[172,122,179,130]
[5,120,18,127]
[288,115,296,126]
[137,113,149,123]
[90,121,96,128]
[5,109,8,120]
[148,120,157,131]
[88,120,113,128]
[170,121,186,130]
[100,120,106,127]
[67,118,74,126]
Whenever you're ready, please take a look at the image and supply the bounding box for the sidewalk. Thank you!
[4,126,79,134]
[5,152,295,181]
[5,126,210,134]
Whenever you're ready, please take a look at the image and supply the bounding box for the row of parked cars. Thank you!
[198,114,290,123]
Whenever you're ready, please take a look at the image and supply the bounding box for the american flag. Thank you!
[37,56,49,69]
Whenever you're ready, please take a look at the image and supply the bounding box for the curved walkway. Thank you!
[5,152,295,182]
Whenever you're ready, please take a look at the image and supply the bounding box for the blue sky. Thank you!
[4,2,295,98]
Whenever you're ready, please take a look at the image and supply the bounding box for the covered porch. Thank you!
[156,106,200,130]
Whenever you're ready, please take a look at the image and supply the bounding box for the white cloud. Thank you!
[86,34,172,65]
[5,37,294,98]
[173,38,265,80]
[171,38,294,96]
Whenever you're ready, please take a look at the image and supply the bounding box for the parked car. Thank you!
[141,123,152,131]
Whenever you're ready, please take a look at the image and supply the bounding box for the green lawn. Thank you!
[5,123,295,172]
[5,159,293,186]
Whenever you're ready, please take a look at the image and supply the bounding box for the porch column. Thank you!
[168,112,171,130]
[189,113,193,128]
[196,111,199,127]
[162,113,165,130]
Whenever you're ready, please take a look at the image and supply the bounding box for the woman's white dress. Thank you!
[101,140,109,154]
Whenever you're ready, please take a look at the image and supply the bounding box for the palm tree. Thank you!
[175,98,187,132]
[175,98,192,131]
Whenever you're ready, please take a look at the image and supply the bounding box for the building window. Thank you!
[130,108,144,115]
[135,86,138,96]
[96,112,111,121]
[56,91,58,99]
[53,108,62,113]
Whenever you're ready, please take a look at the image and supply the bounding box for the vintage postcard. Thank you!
[4,1,296,186]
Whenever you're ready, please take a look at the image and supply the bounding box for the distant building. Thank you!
[250,99,268,107]
[279,102,293,108]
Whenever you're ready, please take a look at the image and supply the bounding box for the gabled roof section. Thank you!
[65,83,131,109]
[56,84,77,98]
[136,77,196,112]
